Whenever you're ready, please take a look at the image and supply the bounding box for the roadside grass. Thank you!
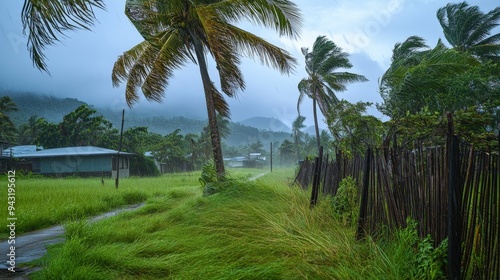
[28,167,443,279]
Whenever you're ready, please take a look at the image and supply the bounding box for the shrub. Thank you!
[199,160,219,196]
[331,176,358,226]
[129,154,160,177]
[391,219,448,279]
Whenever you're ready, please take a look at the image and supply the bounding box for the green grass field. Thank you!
[2,167,446,279]
[0,168,265,237]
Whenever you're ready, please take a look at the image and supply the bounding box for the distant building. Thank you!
[225,156,247,168]
[225,153,266,168]
[14,146,134,177]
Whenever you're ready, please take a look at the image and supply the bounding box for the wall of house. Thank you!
[112,157,130,178]
[38,155,112,174]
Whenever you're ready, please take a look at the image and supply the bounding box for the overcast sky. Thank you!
[0,0,498,129]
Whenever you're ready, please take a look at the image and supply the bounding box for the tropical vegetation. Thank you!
[379,2,500,149]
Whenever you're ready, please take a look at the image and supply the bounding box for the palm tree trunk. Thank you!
[294,134,301,161]
[191,35,225,177]
[312,98,321,153]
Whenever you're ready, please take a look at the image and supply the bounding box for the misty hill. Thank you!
[239,117,291,133]
[8,92,88,125]
[4,92,291,147]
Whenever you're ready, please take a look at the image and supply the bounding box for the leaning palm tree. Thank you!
[437,2,500,61]
[113,0,301,177]
[298,36,368,153]
[21,0,105,72]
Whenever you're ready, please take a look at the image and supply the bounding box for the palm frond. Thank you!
[220,23,297,74]
[209,82,231,118]
[211,0,302,39]
[21,0,105,72]
[297,79,310,114]
[141,30,191,102]
[112,41,151,87]
[324,72,369,89]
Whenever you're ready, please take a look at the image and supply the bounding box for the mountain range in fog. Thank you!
[5,91,317,147]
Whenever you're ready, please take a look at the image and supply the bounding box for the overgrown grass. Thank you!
[0,168,267,238]
[27,167,446,279]
[0,172,201,237]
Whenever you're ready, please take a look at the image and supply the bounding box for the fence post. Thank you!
[310,146,323,207]
[447,113,462,280]
[356,147,371,240]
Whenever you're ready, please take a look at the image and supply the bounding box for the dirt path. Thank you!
[0,203,145,279]
[249,172,268,181]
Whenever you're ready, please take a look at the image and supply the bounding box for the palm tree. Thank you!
[292,115,306,160]
[112,0,301,177]
[437,2,500,61]
[21,0,105,72]
[0,96,19,142]
[298,36,368,153]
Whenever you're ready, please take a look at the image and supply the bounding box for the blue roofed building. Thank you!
[14,146,134,177]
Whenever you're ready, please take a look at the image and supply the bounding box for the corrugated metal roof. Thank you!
[14,146,134,158]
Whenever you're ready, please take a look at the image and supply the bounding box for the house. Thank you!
[14,146,134,177]
[225,156,247,168]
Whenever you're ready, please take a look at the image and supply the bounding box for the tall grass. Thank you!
[28,167,446,279]
[0,168,267,238]
[0,173,200,237]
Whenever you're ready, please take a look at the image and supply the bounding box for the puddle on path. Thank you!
[0,203,145,278]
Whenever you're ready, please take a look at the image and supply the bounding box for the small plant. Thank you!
[393,218,448,279]
[199,160,219,196]
[415,236,448,279]
[331,176,358,226]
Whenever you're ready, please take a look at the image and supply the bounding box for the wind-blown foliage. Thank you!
[292,115,306,160]
[379,2,500,148]
[378,38,486,118]
[21,0,106,72]
[437,1,500,61]
[298,36,368,153]
[112,0,302,177]
[35,105,118,149]
[326,100,383,156]
[0,96,19,142]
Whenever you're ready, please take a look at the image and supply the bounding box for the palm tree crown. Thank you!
[298,36,368,152]
[437,2,500,61]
